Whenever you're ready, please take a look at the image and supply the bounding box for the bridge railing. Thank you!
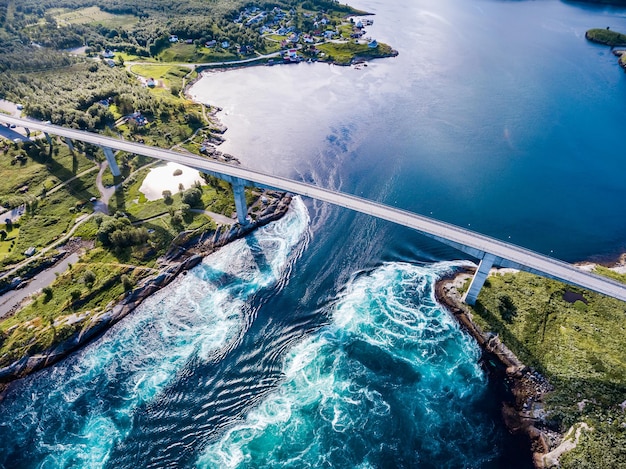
[1,114,625,301]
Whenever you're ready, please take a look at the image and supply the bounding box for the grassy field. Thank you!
[50,6,137,29]
[0,140,100,267]
[0,141,96,199]
[0,257,152,367]
[468,271,626,467]
[316,41,396,64]
[129,64,193,90]
[158,43,239,63]
[0,225,20,259]
[586,28,626,46]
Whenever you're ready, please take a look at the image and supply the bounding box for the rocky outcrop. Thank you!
[614,50,626,71]
[163,192,292,262]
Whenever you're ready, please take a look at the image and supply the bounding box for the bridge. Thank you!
[2,114,626,305]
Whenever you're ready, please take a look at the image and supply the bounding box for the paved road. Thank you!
[125,51,283,71]
[2,115,626,302]
[0,253,79,319]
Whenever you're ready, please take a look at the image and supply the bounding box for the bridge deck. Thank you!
[2,114,625,303]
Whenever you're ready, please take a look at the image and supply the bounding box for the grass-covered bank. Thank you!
[450,269,626,467]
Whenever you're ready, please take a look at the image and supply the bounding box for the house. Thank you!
[185,39,193,44]
[127,111,147,126]
[283,49,300,63]
[205,40,217,48]
[221,40,230,48]
[24,247,35,257]
[169,35,179,43]
[104,59,115,67]
[146,78,156,88]
[102,49,115,58]
[368,39,378,48]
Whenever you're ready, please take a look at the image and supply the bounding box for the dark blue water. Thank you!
[2,0,626,467]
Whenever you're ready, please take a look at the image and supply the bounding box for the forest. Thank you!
[0,0,362,131]
[0,0,357,72]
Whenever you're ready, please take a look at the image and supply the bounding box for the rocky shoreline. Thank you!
[0,193,292,400]
[613,49,626,71]
[435,268,559,468]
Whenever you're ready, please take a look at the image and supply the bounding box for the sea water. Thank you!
[2,0,626,467]
[196,263,510,468]
[0,198,309,468]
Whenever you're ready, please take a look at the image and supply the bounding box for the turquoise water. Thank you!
[0,199,310,468]
[196,263,503,468]
[2,0,626,466]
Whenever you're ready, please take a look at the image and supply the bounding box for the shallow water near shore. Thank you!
[2,0,626,466]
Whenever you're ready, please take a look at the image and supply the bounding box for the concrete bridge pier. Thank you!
[463,252,499,305]
[101,146,121,177]
[232,178,249,225]
[25,128,30,137]
[64,137,74,151]
[44,132,52,145]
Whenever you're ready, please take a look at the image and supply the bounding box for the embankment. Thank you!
[0,193,292,398]
[435,269,557,467]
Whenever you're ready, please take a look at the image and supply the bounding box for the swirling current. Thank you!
[0,197,530,468]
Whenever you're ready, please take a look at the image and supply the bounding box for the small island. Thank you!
[586,28,626,71]
[585,28,626,46]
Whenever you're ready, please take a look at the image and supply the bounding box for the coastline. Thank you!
[0,193,293,400]
[435,269,551,467]
[0,28,399,399]
[435,258,626,468]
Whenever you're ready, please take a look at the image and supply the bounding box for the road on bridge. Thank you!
[1,114,625,303]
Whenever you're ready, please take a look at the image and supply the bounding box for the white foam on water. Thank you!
[0,197,310,469]
[195,261,497,469]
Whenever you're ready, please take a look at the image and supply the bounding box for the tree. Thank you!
[121,274,133,291]
[70,289,81,303]
[181,187,202,207]
[180,203,191,216]
[83,270,96,288]
[42,286,53,303]
[171,211,183,227]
